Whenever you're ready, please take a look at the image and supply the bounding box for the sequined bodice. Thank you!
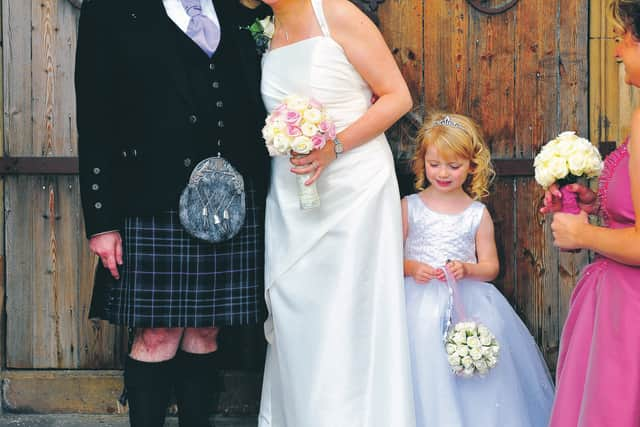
[404,194,485,267]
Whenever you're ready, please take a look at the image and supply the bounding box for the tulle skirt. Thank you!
[405,277,554,427]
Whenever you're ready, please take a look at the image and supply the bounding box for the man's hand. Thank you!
[89,231,123,279]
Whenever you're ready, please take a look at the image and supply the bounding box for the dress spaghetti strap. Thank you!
[310,0,331,37]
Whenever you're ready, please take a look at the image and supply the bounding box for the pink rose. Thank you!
[312,134,326,149]
[274,103,288,113]
[327,122,337,139]
[309,98,323,110]
[286,125,302,137]
[318,121,330,133]
[285,111,301,125]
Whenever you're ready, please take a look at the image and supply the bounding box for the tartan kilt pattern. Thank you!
[102,187,264,328]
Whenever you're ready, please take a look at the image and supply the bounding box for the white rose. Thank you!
[474,359,488,372]
[486,355,498,368]
[452,365,464,374]
[469,347,483,361]
[448,354,461,366]
[463,367,475,377]
[259,16,275,38]
[273,134,292,155]
[452,332,467,345]
[479,335,492,346]
[301,122,319,137]
[262,125,274,143]
[535,166,555,189]
[477,325,490,336]
[454,323,464,332]
[303,108,322,124]
[456,345,469,357]
[548,156,569,180]
[446,344,457,355]
[291,136,313,154]
[466,336,481,348]
[286,95,309,113]
[491,344,500,355]
[461,356,473,369]
[558,131,577,139]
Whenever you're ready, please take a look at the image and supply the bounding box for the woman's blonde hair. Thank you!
[412,112,495,200]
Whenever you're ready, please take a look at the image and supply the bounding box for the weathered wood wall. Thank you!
[2,0,125,370]
[379,0,591,370]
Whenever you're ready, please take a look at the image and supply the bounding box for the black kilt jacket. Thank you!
[75,0,271,238]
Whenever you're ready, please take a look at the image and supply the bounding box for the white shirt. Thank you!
[162,0,220,35]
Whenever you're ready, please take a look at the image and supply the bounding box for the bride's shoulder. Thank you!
[323,0,372,26]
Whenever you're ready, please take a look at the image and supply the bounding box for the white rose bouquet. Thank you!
[445,321,500,377]
[262,95,336,209]
[533,131,603,214]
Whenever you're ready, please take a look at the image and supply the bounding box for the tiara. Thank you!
[430,115,466,131]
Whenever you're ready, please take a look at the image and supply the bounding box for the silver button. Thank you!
[91,184,99,191]
[94,202,102,209]
[217,120,224,128]
[217,139,222,147]
[93,167,101,174]
[184,158,192,167]
[216,101,223,108]
[188,115,197,124]
[212,81,220,89]
[121,150,128,158]
[131,149,138,157]
[209,63,215,71]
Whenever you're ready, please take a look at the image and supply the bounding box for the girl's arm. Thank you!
[292,0,412,182]
[551,108,640,265]
[458,209,500,281]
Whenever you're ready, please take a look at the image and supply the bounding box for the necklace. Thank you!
[274,16,290,42]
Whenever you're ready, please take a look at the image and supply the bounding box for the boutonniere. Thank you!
[242,16,274,55]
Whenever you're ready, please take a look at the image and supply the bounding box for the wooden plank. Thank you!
[0,157,78,174]
[467,5,517,158]
[2,370,261,415]
[378,0,423,106]
[423,0,469,112]
[5,176,124,369]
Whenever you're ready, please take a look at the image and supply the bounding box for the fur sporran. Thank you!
[179,157,246,243]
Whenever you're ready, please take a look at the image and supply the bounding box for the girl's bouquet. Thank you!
[534,131,603,214]
[262,95,336,210]
[441,267,500,378]
[445,321,500,377]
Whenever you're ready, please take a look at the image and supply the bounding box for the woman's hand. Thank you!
[444,260,467,280]
[551,211,589,250]
[289,140,337,185]
[540,183,598,214]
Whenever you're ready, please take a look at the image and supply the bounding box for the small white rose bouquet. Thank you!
[445,321,500,377]
[533,131,603,214]
[262,94,336,210]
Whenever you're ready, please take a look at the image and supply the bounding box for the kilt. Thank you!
[91,186,264,328]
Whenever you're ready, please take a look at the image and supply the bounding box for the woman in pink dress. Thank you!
[542,2,640,425]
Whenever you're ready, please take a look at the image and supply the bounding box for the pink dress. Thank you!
[549,140,640,427]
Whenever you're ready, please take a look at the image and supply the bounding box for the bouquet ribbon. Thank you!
[441,265,467,343]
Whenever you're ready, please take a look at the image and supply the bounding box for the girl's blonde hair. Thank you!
[412,112,495,200]
[610,0,640,39]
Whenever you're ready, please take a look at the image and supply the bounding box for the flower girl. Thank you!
[403,112,554,426]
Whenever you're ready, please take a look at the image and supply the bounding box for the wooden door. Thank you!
[378,0,590,371]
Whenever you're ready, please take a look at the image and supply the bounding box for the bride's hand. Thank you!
[289,141,337,185]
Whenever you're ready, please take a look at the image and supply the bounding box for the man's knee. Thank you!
[184,327,219,341]
[137,327,183,350]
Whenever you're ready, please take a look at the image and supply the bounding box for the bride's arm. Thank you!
[326,0,412,151]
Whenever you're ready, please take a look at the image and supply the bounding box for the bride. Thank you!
[259,0,416,426]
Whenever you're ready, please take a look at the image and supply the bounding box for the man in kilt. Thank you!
[75,0,270,426]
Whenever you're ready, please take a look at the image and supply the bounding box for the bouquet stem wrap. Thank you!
[293,157,320,210]
[559,185,581,214]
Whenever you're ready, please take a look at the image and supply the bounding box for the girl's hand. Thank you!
[540,183,598,214]
[551,211,589,250]
[444,260,466,280]
[289,141,337,185]
[406,260,441,284]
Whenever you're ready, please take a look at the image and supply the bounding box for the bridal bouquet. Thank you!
[445,321,500,377]
[533,131,603,214]
[262,95,336,209]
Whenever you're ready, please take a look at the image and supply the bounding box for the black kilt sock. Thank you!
[174,350,220,427]
[124,356,174,427]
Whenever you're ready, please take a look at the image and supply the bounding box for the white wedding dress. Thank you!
[258,1,416,426]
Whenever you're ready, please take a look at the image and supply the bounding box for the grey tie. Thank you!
[180,0,220,57]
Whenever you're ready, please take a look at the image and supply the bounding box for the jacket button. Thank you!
[212,81,220,89]
[121,150,128,158]
[131,149,138,157]
[188,115,198,124]
[91,184,99,191]
[184,158,192,167]
[209,63,215,71]
[217,120,224,128]
[94,202,102,209]
[93,167,101,174]
[216,101,223,108]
